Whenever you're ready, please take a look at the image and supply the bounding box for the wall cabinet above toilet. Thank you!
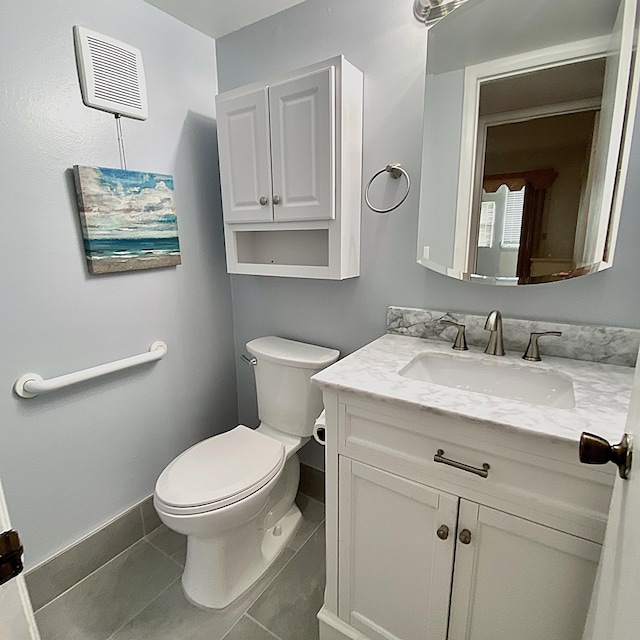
[215,56,363,279]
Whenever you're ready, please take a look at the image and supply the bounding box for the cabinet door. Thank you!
[216,88,273,224]
[448,501,601,640]
[269,67,335,222]
[338,459,458,640]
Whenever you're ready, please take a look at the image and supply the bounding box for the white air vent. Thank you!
[73,26,148,120]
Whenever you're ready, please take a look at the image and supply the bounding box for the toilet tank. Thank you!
[246,337,339,438]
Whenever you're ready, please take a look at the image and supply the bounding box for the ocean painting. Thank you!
[73,166,181,274]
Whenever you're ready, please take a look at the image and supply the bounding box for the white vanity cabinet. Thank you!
[215,56,363,279]
[319,394,613,640]
[338,459,458,639]
[447,501,600,640]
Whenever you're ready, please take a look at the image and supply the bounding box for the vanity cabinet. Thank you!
[338,459,457,639]
[339,458,599,640]
[447,501,599,640]
[319,394,613,640]
[215,56,363,279]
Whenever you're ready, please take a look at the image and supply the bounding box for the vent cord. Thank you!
[114,114,127,170]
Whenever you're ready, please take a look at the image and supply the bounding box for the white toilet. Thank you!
[153,336,339,609]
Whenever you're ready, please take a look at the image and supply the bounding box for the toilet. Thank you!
[153,336,339,609]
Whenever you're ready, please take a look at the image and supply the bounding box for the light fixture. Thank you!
[413,0,468,24]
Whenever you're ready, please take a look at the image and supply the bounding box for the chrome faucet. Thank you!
[484,310,505,356]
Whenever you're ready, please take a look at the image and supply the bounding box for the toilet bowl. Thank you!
[154,336,339,609]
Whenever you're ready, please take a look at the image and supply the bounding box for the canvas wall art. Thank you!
[73,165,181,274]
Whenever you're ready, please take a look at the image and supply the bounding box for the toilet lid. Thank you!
[154,426,285,513]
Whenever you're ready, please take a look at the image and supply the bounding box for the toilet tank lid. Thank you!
[246,336,339,368]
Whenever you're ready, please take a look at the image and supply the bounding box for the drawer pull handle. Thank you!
[434,449,490,478]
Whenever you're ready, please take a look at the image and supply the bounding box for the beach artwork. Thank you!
[73,165,181,274]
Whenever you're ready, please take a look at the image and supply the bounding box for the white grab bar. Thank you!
[14,341,167,398]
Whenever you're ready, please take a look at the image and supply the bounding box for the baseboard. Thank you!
[26,466,324,613]
[24,495,160,612]
[299,462,325,503]
[319,606,371,640]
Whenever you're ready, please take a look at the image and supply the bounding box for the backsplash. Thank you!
[387,306,640,367]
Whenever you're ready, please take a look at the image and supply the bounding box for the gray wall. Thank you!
[216,0,640,469]
[1,0,236,568]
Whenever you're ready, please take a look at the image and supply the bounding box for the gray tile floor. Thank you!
[34,495,325,640]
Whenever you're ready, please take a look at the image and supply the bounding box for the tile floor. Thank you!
[34,495,325,640]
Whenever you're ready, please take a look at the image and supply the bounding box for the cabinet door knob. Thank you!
[436,525,449,540]
[272,195,281,205]
[259,196,268,206]
[458,529,472,545]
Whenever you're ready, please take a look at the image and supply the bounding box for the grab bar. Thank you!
[14,341,167,398]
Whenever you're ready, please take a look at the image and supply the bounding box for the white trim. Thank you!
[585,0,638,266]
[319,606,371,640]
[605,2,640,268]
[0,479,40,639]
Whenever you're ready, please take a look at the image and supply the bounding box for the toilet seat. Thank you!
[154,426,285,515]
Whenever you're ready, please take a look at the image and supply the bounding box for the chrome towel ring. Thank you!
[364,163,411,214]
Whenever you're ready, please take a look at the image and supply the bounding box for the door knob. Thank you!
[458,529,472,545]
[259,196,268,206]
[579,432,633,480]
[0,530,23,586]
[436,525,449,540]
[272,195,281,205]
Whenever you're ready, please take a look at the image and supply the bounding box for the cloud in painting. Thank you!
[76,166,179,239]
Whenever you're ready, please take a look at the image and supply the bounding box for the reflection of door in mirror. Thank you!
[416,0,640,286]
[468,61,604,283]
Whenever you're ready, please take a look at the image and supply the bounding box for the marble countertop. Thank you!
[312,334,635,445]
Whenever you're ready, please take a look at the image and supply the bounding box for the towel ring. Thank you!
[365,163,411,214]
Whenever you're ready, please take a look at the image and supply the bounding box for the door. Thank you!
[448,501,600,640]
[269,67,335,222]
[338,458,458,640]
[216,87,274,224]
[0,478,40,639]
[581,347,640,639]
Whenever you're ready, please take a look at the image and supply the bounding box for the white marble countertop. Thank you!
[312,334,635,445]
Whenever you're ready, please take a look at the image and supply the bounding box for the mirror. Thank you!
[416,0,639,285]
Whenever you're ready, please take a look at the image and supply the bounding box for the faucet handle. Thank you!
[439,320,468,351]
[522,331,562,361]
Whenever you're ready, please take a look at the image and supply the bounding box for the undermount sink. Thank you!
[399,352,575,409]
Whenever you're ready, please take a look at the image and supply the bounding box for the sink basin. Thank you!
[399,352,575,409]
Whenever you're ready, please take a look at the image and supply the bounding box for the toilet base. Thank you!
[155,446,305,610]
[169,456,302,609]
[182,502,302,609]
[261,502,303,564]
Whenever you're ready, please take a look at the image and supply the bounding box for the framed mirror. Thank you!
[416,0,639,285]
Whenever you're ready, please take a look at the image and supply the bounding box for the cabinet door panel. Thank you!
[216,88,273,223]
[449,501,601,640]
[339,459,458,640]
[269,68,335,221]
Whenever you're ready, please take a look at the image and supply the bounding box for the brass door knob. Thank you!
[579,432,633,480]
[459,529,472,545]
[436,525,449,540]
[0,530,23,586]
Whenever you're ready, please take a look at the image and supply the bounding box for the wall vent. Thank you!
[73,26,148,120]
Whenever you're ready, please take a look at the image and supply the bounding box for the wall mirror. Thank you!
[416,0,639,285]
